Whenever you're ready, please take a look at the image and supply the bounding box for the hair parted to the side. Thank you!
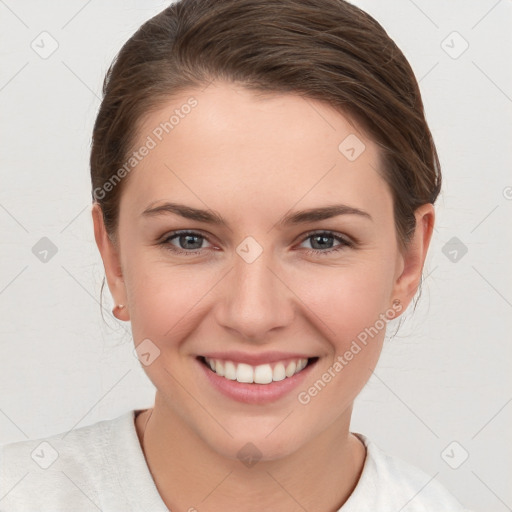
[91,0,441,255]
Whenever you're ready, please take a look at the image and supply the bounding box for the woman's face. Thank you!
[95,80,431,460]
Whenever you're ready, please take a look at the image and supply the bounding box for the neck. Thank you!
[135,395,366,512]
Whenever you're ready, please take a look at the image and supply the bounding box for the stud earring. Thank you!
[112,304,126,319]
[393,299,401,307]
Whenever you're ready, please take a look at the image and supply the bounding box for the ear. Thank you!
[391,203,435,310]
[92,203,130,321]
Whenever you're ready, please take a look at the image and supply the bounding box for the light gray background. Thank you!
[1,1,511,510]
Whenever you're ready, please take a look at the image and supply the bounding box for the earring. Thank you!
[393,299,401,306]
[112,304,126,319]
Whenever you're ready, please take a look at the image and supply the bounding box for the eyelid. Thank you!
[298,229,356,247]
[158,229,354,246]
[159,229,213,243]
[159,229,216,250]
[159,228,357,258]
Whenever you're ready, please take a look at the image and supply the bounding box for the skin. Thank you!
[93,80,434,511]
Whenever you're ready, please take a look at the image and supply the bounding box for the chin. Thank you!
[213,435,301,463]
[195,416,309,463]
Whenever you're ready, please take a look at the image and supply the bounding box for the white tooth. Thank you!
[215,360,225,377]
[254,364,273,384]
[296,358,308,373]
[285,361,296,378]
[272,362,286,381]
[207,358,215,371]
[236,363,254,383]
[224,361,237,380]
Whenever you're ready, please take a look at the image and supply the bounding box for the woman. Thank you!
[1,0,472,510]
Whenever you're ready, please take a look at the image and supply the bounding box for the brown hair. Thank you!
[91,0,441,253]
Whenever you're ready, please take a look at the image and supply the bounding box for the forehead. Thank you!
[120,81,391,222]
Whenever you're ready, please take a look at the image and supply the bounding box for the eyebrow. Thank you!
[141,201,372,227]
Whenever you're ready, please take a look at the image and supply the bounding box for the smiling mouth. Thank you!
[197,356,319,385]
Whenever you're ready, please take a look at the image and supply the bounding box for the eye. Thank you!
[159,229,354,257]
[298,231,353,256]
[159,230,213,256]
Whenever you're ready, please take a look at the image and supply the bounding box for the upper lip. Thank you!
[199,351,316,366]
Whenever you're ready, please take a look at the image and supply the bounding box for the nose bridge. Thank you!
[215,237,294,341]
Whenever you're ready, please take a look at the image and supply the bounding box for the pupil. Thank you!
[182,234,201,250]
[313,235,332,250]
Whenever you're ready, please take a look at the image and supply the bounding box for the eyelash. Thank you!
[159,230,354,257]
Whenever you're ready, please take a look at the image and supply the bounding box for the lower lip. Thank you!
[197,357,317,405]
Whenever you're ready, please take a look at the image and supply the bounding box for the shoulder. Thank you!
[0,410,137,511]
[341,433,473,512]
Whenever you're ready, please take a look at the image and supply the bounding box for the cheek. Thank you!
[125,258,217,342]
[291,259,394,348]
[123,239,396,351]
[292,264,391,416]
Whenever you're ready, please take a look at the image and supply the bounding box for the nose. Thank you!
[214,244,295,343]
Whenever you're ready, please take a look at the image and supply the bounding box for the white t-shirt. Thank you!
[0,409,471,511]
